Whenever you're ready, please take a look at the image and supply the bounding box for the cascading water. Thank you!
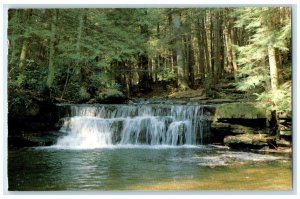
[54,103,212,149]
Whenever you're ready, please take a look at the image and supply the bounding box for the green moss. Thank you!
[97,88,125,103]
[215,102,267,119]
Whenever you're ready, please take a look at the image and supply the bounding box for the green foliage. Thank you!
[78,86,91,101]
[8,83,33,115]
[255,81,291,113]
[234,7,291,114]
[157,67,176,81]
[234,58,270,91]
[7,8,291,113]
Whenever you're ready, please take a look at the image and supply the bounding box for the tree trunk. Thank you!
[18,40,28,76]
[138,10,151,92]
[219,10,224,78]
[73,10,85,92]
[231,27,238,80]
[196,17,205,85]
[17,9,32,86]
[173,14,188,90]
[268,45,279,91]
[209,10,215,88]
[46,9,58,89]
[187,32,195,88]
[213,10,221,86]
[76,11,84,63]
[224,8,237,79]
[201,16,211,79]
[8,10,20,69]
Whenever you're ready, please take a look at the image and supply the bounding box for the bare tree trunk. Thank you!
[196,17,205,84]
[268,45,279,91]
[18,40,28,76]
[209,10,215,88]
[231,26,238,80]
[8,10,20,69]
[138,10,151,92]
[76,11,84,63]
[17,9,32,86]
[187,30,195,88]
[46,9,58,89]
[224,8,237,80]
[173,14,188,90]
[213,10,221,86]
[201,16,210,79]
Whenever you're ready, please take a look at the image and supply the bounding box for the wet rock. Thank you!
[111,120,123,144]
[211,123,266,135]
[8,99,61,148]
[8,131,62,148]
[224,134,275,149]
[277,114,292,143]
[9,100,60,133]
[276,139,292,147]
[258,146,292,153]
[280,130,292,136]
[202,98,237,104]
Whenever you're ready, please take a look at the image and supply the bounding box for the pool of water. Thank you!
[8,145,292,191]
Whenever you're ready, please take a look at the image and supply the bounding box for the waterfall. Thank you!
[54,104,212,149]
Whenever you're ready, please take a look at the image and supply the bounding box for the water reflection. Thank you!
[8,146,292,191]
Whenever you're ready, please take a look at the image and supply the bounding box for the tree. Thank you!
[46,9,58,90]
[234,7,291,113]
[7,7,291,111]
[172,12,189,90]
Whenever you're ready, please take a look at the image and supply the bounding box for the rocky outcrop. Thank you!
[8,99,61,148]
[211,102,292,151]
[224,134,276,149]
[277,111,292,148]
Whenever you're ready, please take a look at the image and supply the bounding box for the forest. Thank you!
[6,7,293,191]
[8,7,291,115]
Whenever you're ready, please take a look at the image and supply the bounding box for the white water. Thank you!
[54,104,211,149]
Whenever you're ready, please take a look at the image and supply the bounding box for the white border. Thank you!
[1,1,299,199]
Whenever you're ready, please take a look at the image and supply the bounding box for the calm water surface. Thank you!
[8,145,292,191]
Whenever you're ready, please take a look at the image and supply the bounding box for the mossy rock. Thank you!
[97,89,126,103]
[214,102,267,120]
[24,103,40,116]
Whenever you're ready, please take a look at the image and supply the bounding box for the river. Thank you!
[8,103,292,191]
[8,146,291,191]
